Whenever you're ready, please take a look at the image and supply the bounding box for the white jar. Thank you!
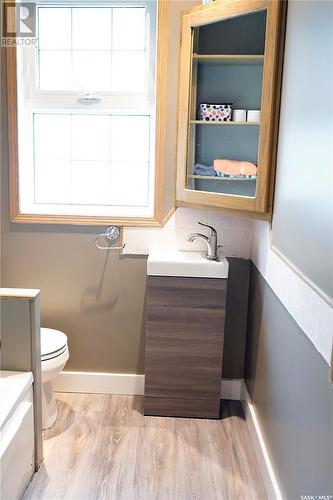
[232,109,247,122]
[247,110,261,123]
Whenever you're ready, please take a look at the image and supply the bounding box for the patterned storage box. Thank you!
[198,103,232,122]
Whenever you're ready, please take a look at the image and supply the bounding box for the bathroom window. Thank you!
[8,0,169,225]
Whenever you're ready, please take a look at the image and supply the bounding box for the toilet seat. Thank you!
[41,328,68,362]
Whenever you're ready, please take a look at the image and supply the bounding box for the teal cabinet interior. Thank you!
[190,10,266,197]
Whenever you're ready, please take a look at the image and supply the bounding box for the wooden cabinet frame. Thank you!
[6,0,172,227]
[176,0,287,219]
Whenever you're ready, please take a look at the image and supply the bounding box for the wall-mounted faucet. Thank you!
[187,222,220,261]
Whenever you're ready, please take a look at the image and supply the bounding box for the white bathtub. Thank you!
[0,371,34,500]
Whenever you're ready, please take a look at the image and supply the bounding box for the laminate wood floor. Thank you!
[24,393,267,500]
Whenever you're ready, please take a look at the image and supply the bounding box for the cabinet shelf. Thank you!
[190,120,260,126]
[193,54,264,64]
[188,174,256,181]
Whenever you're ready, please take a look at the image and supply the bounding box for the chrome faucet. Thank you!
[187,222,219,261]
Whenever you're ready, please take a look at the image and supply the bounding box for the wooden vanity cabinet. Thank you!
[176,0,287,220]
[144,276,227,418]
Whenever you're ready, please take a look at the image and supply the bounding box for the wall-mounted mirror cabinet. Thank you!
[176,0,286,219]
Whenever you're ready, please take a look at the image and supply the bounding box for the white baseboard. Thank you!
[220,378,242,400]
[53,371,145,395]
[241,381,283,500]
[54,371,242,400]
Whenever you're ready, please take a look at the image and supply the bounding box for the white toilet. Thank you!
[40,328,69,430]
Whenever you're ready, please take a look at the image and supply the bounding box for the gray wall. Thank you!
[245,264,333,499]
[272,0,333,299]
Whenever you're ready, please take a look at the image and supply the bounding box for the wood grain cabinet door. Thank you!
[145,276,227,401]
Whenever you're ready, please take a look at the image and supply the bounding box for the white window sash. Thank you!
[16,0,157,218]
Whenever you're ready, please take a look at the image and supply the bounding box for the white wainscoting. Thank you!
[251,220,333,365]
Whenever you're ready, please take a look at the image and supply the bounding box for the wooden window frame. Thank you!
[6,0,171,226]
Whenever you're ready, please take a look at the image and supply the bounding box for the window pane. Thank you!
[110,162,149,206]
[39,50,71,90]
[71,115,111,161]
[38,8,71,50]
[72,50,111,91]
[32,113,151,209]
[34,160,71,204]
[71,161,109,205]
[34,115,71,160]
[72,8,112,50]
[111,116,150,162]
[37,6,148,92]
[111,51,145,92]
[112,8,146,51]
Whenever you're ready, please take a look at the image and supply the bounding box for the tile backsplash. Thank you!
[123,208,253,259]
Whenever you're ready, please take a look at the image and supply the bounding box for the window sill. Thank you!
[10,207,175,228]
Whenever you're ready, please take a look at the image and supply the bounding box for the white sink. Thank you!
[147,250,229,279]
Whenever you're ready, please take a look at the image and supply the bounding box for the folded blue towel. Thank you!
[193,163,217,176]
